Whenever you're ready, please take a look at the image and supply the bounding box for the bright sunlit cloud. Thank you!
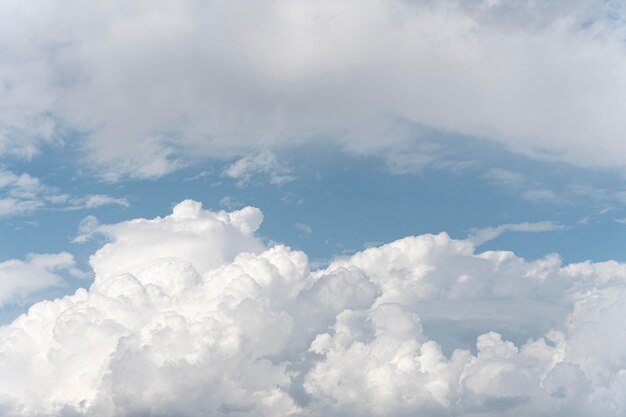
[1,201,625,416]
[2,2,626,416]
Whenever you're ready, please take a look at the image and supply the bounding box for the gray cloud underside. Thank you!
[1,0,626,179]
[1,200,626,416]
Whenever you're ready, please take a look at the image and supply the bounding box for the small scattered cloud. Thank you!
[484,170,626,209]
[384,150,438,175]
[0,169,129,218]
[482,167,565,204]
[72,215,101,244]
[482,168,526,189]
[363,241,384,249]
[567,183,626,207]
[294,222,312,236]
[183,169,214,182]
[223,151,294,187]
[219,195,244,210]
[83,195,129,209]
[521,188,563,204]
[63,194,130,211]
[0,170,66,217]
[468,220,568,246]
[281,193,304,206]
[482,166,566,204]
[0,252,77,306]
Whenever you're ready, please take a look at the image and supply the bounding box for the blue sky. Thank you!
[3,1,626,416]
[3,129,626,322]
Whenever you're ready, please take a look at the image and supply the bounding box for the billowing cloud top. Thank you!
[2,0,626,178]
[91,199,264,278]
[1,201,626,416]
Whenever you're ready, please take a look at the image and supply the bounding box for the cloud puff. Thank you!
[72,215,100,244]
[91,199,264,278]
[2,1,626,178]
[1,200,626,416]
[0,252,76,306]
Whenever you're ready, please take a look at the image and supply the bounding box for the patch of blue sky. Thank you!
[3,129,626,322]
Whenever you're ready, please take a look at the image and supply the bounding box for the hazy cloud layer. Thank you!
[1,201,626,416]
[1,0,626,178]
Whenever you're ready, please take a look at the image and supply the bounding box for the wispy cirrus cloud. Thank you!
[468,220,568,246]
[0,170,67,217]
[63,194,130,211]
[294,222,312,236]
[223,151,294,187]
[0,169,129,218]
[72,215,100,244]
[482,168,526,189]
[82,194,129,209]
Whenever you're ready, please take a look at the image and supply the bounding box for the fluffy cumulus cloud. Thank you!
[90,200,264,278]
[1,0,626,178]
[1,200,626,416]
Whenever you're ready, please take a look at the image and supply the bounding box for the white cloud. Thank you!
[82,195,129,209]
[0,169,123,217]
[0,252,75,306]
[468,220,568,245]
[63,195,130,211]
[1,201,626,416]
[91,199,264,278]
[2,1,626,178]
[482,167,570,204]
[223,151,294,187]
[72,215,100,243]
[0,170,65,217]
[0,169,129,218]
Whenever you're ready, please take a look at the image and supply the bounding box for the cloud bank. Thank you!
[1,200,626,416]
[2,0,626,178]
